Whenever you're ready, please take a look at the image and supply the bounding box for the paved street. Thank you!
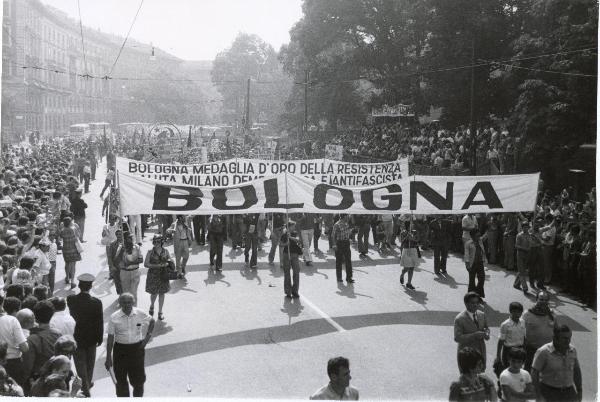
[55,161,597,400]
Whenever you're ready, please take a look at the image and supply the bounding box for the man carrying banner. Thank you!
[268,213,286,267]
[297,214,315,266]
[207,215,226,272]
[332,214,354,284]
[167,215,193,279]
[243,214,259,269]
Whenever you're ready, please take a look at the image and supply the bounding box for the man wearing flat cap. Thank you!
[67,273,103,397]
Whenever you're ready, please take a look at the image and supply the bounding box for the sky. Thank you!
[40,0,304,61]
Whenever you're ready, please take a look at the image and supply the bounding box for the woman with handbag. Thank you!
[59,217,81,289]
[144,234,171,320]
[120,233,143,305]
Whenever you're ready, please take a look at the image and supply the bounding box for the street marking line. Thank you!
[300,295,346,333]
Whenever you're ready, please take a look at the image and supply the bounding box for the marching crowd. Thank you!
[0,129,592,399]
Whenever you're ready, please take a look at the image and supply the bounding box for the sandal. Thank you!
[149,307,154,317]
[158,312,164,321]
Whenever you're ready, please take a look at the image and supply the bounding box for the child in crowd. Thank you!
[495,302,526,369]
[499,347,535,402]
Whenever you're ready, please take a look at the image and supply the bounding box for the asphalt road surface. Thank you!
[53,159,597,400]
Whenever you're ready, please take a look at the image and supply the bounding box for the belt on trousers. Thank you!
[541,383,574,391]
[121,267,139,271]
[115,341,142,347]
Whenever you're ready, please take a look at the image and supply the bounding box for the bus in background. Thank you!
[68,124,91,139]
[88,122,111,138]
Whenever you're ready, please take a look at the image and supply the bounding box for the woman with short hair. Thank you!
[144,234,171,321]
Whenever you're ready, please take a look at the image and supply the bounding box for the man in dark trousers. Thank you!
[332,214,354,283]
[429,215,452,274]
[243,213,259,269]
[67,273,103,397]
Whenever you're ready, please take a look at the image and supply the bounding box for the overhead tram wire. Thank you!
[107,0,145,78]
[481,59,597,78]
[6,46,596,84]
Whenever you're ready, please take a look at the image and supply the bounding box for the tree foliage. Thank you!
[279,0,596,176]
[211,33,292,126]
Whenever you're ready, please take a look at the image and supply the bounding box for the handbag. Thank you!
[75,237,84,254]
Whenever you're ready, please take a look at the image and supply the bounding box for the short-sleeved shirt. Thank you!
[499,368,531,401]
[461,215,478,239]
[532,343,578,388]
[523,311,554,348]
[107,308,152,344]
[49,310,76,336]
[499,318,526,347]
[0,314,26,359]
[310,384,359,400]
[332,220,352,242]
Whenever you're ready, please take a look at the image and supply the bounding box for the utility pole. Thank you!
[304,70,309,139]
[244,78,251,132]
[469,37,476,175]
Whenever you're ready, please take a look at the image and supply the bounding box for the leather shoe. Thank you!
[347,279,355,283]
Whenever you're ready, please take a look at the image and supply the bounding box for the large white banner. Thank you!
[116,157,410,187]
[119,171,539,215]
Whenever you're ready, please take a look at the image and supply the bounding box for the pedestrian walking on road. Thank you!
[144,235,171,321]
[522,291,556,372]
[332,214,354,284]
[70,189,87,242]
[513,221,530,294]
[310,356,359,400]
[449,347,497,401]
[280,222,302,298]
[99,168,114,199]
[399,229,419,290]
[208,215,226,271]
[108,229,124,295]
[454,292,490,370]
[105,293,155,397]
[243,213,259,269]
[58,217,81,289]
[465,229,487,299]
[120,233,143,305]
[67,274,103,397]
[531,324,582,402]
[167,215,193,278]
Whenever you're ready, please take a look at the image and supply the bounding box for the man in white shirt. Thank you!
[310,356,359,400]
[49,297,75,336]
[105,293,155,397]
[0,294,29,388]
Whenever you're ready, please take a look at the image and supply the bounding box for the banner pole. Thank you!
[284,172,291,267]
[116,167,125,234]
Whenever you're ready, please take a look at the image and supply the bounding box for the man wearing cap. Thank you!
[67,273,103,397]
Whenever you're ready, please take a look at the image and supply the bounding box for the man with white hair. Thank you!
[105,293,155,397]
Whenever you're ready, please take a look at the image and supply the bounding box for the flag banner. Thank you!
[119,171,539,215]
[116,157,410,187]
[325,144,344,160]
[372,103,415,117]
